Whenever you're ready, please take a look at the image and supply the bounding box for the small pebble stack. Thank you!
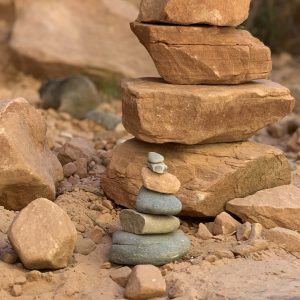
[109,152,190,265]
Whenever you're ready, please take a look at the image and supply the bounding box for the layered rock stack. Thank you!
[102,1,294,219]
[110,152,190,265]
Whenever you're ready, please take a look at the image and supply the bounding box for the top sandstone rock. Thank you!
[138,0,251,26]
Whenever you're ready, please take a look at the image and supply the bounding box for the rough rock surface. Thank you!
[8,198,77,270]
[226,185,300,231]
[101,139,291,217]
[138,0,251,26]
[213,212,241,235]
[0,98,63,210]
[131,22,272,85]
[10,0,157,80]
[122,78,294,144]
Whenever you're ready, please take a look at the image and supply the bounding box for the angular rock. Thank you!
[136,187,182,216]
[232,240,268,256]
[148,152,164,164]
[236,222,251,241]
[125,265,166,300]
[122,78,294,144]
[138,0,251,26]
[120,209,180,234]
[249,223,263,241]
[226,185,300,231]
[142,167,181,194]
[109,230,190,265]
[196,224,213,240]
[0,98,63,210]
[8,198,77,270]
[131,22,272,85]
[110,266,132,288]
[10,0,156,80]
[74,236,96,255]
[264,227,300,252]
[212,212,241,235]
[101,139,291,217]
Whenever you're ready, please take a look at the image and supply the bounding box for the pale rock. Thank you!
[131,22,272,85]
[141,167,181,194]
[0,98,63,210]
[101,139,291,217]
[74,236,96,255]
[148,152,164,164]
[110,266,132,288]
[8,198,77,270]
[249,223,263,241]
[196,224,213,240]
[232,240,269,256]
[122,78,294,144]
[236,222,252,241]
[213,212,241,235]
[11,284,22,297]
[227,185,300,231]
[148,162,168,174]
[125,265,166,300]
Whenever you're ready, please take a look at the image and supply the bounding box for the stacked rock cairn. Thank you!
[109,152,190,265]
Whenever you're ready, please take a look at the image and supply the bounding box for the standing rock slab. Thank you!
[0,98,63,210]
[8,198,77,270]
[131,22,272,85]
[226,185,300,231]
[109,230,190,265]
[138,0,251,26]
[213,212,241,235]
[122,78,294,144]
[101,139,291,217]
[120,209,180,234]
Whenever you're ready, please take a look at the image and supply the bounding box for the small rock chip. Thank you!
[85,226,104,244]
[264,227,300,252]
[26,270,42,282]
[110,266,132,287]
[236,222,252,241]
[214,250,235,259]
[0,249,18,264]
[148,152,164,164]
[74,158,88,178]
[95,213,113,227]
[136,187,182,216]
[147,162,168,174]
[11,284,22,297]
[232,240,268,256]
[14,275,27,285]
[196,224,213,240]
[101,262,112,269]
[120,209,180,235]
[75,236,96,255]
[141,167,181,194]
[63,162,77,177]
[213,212,241,235]
[249,223,263,241]
[125,265,166,300]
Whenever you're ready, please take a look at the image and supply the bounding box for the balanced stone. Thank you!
[142,167,181,194]
[131,22,272,85]
[109,230,190,265]
[136,187,182,215]
[120,209,180,234]
[148,152,164,164]
[138,0,251,26]
[147,162,168,174]
[122,78,294,144]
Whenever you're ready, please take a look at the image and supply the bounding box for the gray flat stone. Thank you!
[109,230,190,265]
[148,152,164,164]
[136,187,182,215]
[147,162,168,174]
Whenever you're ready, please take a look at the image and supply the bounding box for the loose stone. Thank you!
[147,162,168,174]
[148,152,164,164]
[236,222,252,241]
[110,266,132,288]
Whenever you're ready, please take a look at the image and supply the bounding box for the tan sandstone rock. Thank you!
[122,78,294,144]
[8,198,77,270]
[0,98,63,210]
[226,185,300,231]
[101,139,291,217]
[212,212,241,235]
[131,22,272,85]
[138,0,251,26]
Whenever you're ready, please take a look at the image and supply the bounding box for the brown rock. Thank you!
[212,212,241,235]
[8,198,77,270]
[131,22,272,85]
[196,224,213,240]
[122,78,294,144]
[236,222,251,241]
[63,162,77,177]
[226,185,300,231]
[0,98,63,210]
[101,139,290,217]
[74,158,88,178]
[125,265,166,300]
[264,227,300,252]
[249,223,263,241]
[138,0,251,26]
[10,0,157,80]
[232,240,269,256]
[110,266,132,287]
[141,167,180,194]
[74,236,96,255]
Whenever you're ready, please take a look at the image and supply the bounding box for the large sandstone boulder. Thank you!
[122,78,294,144]
[226,185,300,231]
[10,0,157,79]
[101,139,291,217]
[8,198,77,270]
[0,98,63,210]
[138,0,251,26]
[131,22,272,85]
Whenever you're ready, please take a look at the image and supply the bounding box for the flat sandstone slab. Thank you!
[101,139,291,217]
[138,0,251,26]
[131,22,272,85]
[122,78,294,144]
